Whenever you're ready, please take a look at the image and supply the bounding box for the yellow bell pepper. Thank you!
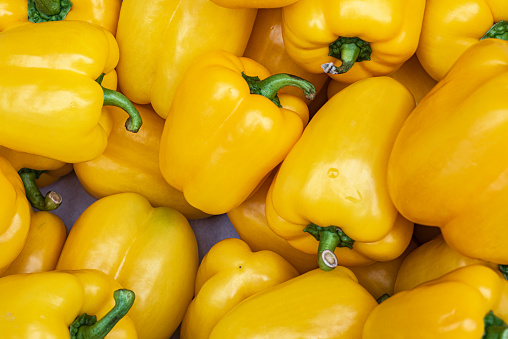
[387,38,508,265]
[227,170,318,274]
[209,266,377,338]
[0,0,121,34]
[0,69,115,211]
[394,234,500,293]
[0,155,31,275]
[281,0,426,84]
[74,102,209,220]
[210,0,297,8]
[347,239,418,301]
[115,0,257,118]
[327,54,437,105]
[266,76,415,270]
[0,20,142,164]
[180,237,299,339]
[363,265,508,338]
[159,50,314,215]
[0,269,137,338]
[0,210,67,277]
[416,0,508,81]
[56,192,199,339]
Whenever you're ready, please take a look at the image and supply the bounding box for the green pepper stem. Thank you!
[481,21,508,40]
[102,87,142,133]
[323,37,372,75]
[484,326,508,339]
[18,168,62,211]
[242,72,316,108]
[376,294,390,304]
[499,265,508,280]
[484,311,508,339]
[322,43,360,74]
[27,0,73,23]
[70,289,135,339]
[303,224,355,271]
[34,0,61,16]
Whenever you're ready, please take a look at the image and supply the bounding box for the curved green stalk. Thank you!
[303,223,355,271]
[70,289,135,339]
[18,168,62,211]
[242,72,316,107]
[96,74,142,133]
[322,37,372,75]
[27,0,73,23]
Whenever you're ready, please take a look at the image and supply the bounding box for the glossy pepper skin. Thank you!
[56,192,199,339]
[387,38,508,265]
[281,0,425,84]
[210,0,298,8]
[209,266,377,338]
[74,102,208,220]
[0,156,31,275]
[0,269,137,338]
[0,20,141,164]
[115,0,257,119]
[417,0,508,81]
[0,210,67,277]
[227,170,318,274]
[394,234,500,293]
[0,0,121,35]
[180,238,299,339]
[159,50,314,215]
[266,77,415,270]
[363,265,508,339]
[327,54,437,105]
[0,69,115,211]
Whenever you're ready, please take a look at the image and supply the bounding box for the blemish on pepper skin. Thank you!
[346,190,363,203]
[327,168,339,178]
[239,266,242,269]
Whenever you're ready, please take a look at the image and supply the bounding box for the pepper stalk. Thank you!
[27,0,73,23]
[483,311,508,339]
[303,223,355,271]
[18,168,62,211]
[96,74,143,133]
[70,289,135,339]
[481,21,508,41]
[242,72,316,107]
[322,37,372,75]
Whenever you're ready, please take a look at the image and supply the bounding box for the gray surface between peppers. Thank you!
[42,170,240,339]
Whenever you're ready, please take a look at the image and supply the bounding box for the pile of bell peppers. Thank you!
[1,0,508,338]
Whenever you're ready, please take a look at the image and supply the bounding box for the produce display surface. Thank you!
[1,0,508,338]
